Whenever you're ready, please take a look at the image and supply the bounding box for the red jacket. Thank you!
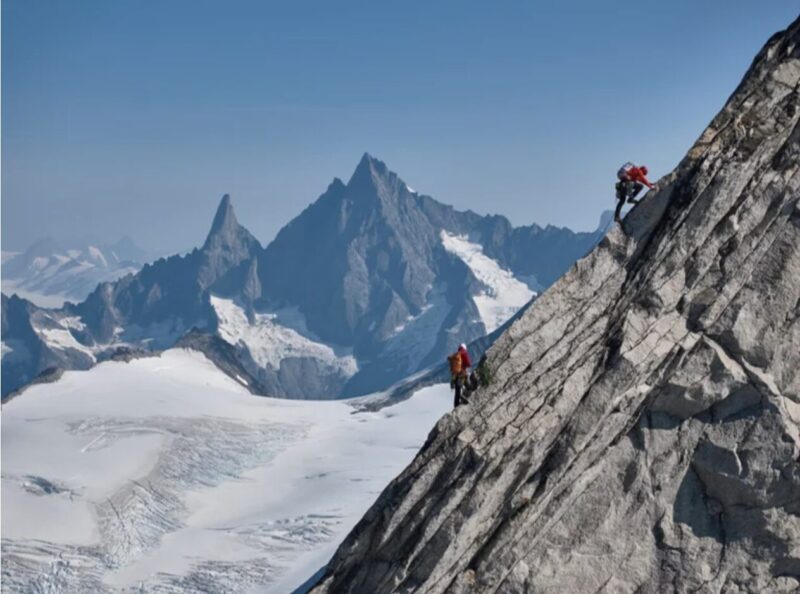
[625,166,654,189]
[459,347,472,369]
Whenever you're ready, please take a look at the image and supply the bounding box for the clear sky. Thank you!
[3,1,798,254]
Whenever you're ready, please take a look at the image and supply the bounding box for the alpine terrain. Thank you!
[2,157,607,399]
[1,237,148,307]
[0,349,453,593]
[308,16,800,594]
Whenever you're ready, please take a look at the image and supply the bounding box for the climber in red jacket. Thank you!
[615,163,655,222]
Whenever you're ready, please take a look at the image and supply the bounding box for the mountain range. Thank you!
[1,237,149,307]
[2,155,609,399]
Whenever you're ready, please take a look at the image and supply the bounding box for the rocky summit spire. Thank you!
[349,152,381,180]
[204,194,238,248]
[309,16,800,594]
[202,194,259,253]
[199,194,261,289]
[346,152,404,200]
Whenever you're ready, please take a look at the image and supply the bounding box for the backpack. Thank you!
[617,162,635,180]
[448,352,463,376]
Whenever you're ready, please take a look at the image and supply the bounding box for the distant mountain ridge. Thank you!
[2,154,608,399]
[1,237,150,307]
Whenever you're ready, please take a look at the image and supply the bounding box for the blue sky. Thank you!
[3,1,798,253]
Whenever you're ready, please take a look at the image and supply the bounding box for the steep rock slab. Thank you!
[311,17,800,594]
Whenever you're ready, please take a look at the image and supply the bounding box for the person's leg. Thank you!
[628,182,644,203]
[614,195,625,221]
[615,181,626,201]
[458,374,468,404]
[470,372,478,391]
[614,182,625,221]
[454,379,462,407]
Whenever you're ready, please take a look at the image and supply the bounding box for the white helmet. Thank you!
[459,343,467,350]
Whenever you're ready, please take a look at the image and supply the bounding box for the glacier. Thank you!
[440,230,535,333]
[1,349,451,593]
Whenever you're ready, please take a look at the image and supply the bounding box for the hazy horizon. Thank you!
[3,1,798,253]
[0,154,617,259]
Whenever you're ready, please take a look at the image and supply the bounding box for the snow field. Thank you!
[1,349,451,593]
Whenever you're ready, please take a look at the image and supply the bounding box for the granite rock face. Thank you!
[310,18,800,594]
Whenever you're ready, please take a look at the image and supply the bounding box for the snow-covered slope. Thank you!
[440,231,535,332]
[1,349,451,593]
[2,238,147,307]
[211,296,359,397]
[212,296,358,374]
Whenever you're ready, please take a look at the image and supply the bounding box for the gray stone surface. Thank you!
[310,17,800,594]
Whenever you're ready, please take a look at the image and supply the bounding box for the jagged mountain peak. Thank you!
[354,151,383,175]
[205,194,238,243]
[195,194,262,296]
[346,152,413,202]
[202,194,260,253]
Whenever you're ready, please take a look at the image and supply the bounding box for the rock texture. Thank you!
[310,18,800,594]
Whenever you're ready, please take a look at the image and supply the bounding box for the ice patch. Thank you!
[440,230,535,332]
[36,327,96,361]
[59,316,87,332]
[211,296,358,376]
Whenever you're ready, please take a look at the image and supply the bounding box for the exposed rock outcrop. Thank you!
[310,17,800,594]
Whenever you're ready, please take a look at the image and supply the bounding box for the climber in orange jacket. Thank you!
[449,343,473,407]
